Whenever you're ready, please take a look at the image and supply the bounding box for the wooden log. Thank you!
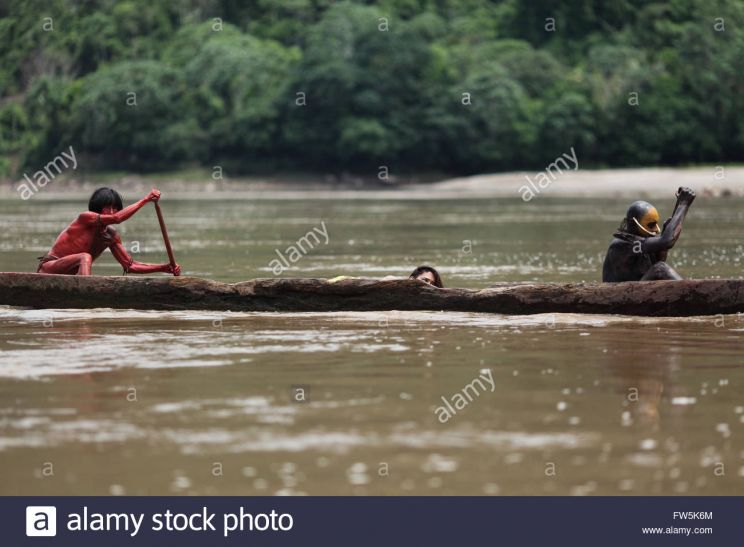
[0,272,743,316]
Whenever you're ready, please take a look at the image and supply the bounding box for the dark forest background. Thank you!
[1,0,743,178]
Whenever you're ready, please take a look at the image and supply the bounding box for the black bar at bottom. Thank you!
[4,496,737,546]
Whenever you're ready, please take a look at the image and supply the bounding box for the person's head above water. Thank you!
[620,200,661,237]
[409,265,443,288]
[89,187,124,215]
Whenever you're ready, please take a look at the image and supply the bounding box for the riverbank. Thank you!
[1,166,741,200]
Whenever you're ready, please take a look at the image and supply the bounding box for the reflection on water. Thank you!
[1,307,743,495]
[0,196,743,495]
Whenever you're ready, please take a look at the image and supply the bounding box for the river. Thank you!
[0,194,743,494]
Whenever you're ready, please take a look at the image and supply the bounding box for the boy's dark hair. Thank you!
[408,265,444,288]
[88,187,123,213]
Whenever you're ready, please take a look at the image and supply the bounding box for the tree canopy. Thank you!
[1,0,743,177]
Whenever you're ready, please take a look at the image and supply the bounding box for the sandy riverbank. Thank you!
[1,166,741,200]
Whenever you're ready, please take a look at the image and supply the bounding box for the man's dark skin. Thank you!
[602,187,696,282]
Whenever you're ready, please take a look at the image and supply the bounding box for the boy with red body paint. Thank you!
[38,187,181,276]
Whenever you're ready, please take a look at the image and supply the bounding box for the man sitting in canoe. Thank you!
[37,187,181,276]
[602,186,695,282]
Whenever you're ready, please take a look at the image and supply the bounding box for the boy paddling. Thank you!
[37,187,181,276]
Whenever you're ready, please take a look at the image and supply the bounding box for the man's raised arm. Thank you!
[642,187,696,255]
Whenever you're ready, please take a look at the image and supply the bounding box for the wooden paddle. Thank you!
[154,201,179,276]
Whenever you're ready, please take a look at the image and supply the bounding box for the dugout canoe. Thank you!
[1,272,743,316]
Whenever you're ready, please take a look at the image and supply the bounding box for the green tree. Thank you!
[70,60,194,167]
[283,2,439,170]
[176,24,300,165]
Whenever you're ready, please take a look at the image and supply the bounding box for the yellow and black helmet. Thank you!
[622,200,661,237]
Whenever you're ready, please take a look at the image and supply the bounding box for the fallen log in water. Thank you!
[0,272,743,316]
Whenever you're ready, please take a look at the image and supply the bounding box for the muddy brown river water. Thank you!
[0,195,743,495]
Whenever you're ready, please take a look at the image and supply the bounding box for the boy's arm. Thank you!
[110,237,180,275]
[78,189,160,226]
